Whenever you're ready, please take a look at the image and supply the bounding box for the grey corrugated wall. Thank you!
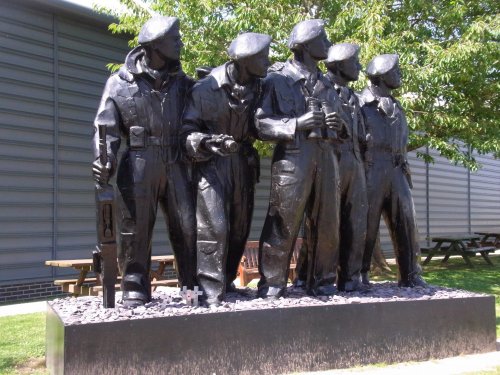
[0,1,131,283]
[470,153,500,230]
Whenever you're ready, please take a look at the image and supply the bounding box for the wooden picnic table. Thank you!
[474,231,500,248]
[422,234,495,267]
[45,255,177,296]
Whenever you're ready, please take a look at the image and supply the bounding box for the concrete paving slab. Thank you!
[304,350,500,374]
[0,300,47,317]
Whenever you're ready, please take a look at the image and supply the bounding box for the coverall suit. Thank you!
[181,63,260,304]
[359,86,422,285]
[93,46,197,300]
[255,60,343,295]
[297,73,369,290]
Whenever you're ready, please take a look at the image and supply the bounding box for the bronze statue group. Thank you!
[92,16,426,308]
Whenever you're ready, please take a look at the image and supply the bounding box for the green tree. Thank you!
[98,0,499,168]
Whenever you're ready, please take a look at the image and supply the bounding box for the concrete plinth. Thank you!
[46,296,497,374]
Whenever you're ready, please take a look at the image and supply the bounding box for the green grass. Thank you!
[373,253,500,336]
[0,313,47,375]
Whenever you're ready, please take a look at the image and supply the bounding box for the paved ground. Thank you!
[0,300,47,317]
[302,350,500,374]
[1,299,499,374]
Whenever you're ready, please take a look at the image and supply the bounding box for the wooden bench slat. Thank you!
[464,246,495,253]
[91,279,179,292]
[67,284,93,296]
[238,239,302,286]
[54,278,98,286]
[151,279,179,287]
[89,284,120,293]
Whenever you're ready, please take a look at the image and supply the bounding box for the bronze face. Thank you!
[240,47,271,78]
[306,31,331,61]
[337,54,362,82]
[382,65,402,89]
[152,26,183,61]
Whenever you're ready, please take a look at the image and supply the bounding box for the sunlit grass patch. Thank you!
[0,313,47,375]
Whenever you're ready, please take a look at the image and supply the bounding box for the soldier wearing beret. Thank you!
[324,43,368,291]
[359,54,426,287]
[92,17,197,307]
[296,43,369,291]
[181,33,272,306]
[256,20,348,298]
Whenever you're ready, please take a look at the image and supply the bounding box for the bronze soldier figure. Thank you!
[324,43,369,291]
[360,54,426,287]
[92,17,197,307]
[256,20,347,298]
[295,43,368,292]
[181,33,272,306]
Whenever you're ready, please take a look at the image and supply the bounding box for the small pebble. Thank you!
[48,282,484,326]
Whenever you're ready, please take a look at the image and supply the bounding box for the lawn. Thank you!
[0,254,498,374]
[0,312,47,375]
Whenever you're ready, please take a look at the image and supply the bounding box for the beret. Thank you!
[366,54,399,77]
[227,33,272,60]
[326,43,360,63]
[288,19,326,49]
[138,16,179,44]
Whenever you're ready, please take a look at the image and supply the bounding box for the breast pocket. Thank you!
[201,98,218,119]
[117,85,140,128]
[277,91,296,116]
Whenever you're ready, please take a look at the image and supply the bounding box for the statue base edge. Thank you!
[46,295,497,375]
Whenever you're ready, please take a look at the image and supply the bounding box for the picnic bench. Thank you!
[474,231,500,248]
[422,234,495,267]
[45,255,178,296]
[238,239,303,286]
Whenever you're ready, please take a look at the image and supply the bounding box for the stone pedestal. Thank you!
[46,295,497,375]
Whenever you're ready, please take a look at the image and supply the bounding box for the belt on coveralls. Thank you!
[147,136,162,146]
[128,136,174,148]
[148,136,180,147]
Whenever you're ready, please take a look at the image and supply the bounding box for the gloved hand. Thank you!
[92,155,115,185]
[202,134,240,156]
[296,111,325,131]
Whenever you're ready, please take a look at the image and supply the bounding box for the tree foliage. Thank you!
[98,0,499,169]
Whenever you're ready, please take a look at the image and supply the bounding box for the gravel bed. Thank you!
[49,282,484,326]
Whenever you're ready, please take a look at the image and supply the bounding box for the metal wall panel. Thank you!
[54,17,130,273]
[0,3,55,282]
[428,149,469,234]
[470,153,500,231]
[0,1,131,283]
